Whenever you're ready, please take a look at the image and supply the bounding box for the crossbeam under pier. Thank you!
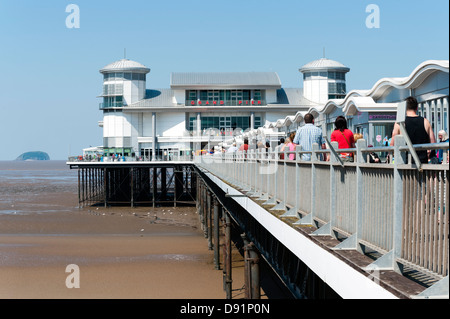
[69,162,197,208]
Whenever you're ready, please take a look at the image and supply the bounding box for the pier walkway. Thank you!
[67,137,449,299]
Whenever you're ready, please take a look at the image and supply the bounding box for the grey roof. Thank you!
[128,89,177,107]
[299,58,350,73]
[170,72,282,89]
[273,88,320,107]
[100,59,150,74]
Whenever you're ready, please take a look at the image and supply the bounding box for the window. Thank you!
[336,72,345,80]
[328,82,346,99]
[188,116,253,131]
[328,83,346,94]
[254,117,262,128]
[254,90,262,101]
[185,90,265,106]
[101,96,123,108]
[103,84,123,95]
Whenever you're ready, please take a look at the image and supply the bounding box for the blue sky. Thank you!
[0,0,448,160]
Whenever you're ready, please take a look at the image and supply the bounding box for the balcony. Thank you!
[99,102,124,109]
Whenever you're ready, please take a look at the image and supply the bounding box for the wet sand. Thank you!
[0,205,247,299]
[0,161,246,299]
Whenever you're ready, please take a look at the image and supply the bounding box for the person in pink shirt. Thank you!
[281,132,296,160]
[330,116,355,162]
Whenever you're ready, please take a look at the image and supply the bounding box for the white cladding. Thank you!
[142,112,153,137]
[157,113,186,137]
[303,77,329,104]
[123,80,146,105]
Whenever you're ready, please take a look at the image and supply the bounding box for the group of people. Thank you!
[275,96,448,164]
[278,112,357,162]
[205,96,448,164]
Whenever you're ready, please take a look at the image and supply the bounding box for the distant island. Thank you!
[15,151,50,161]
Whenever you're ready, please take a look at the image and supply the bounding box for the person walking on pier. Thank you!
[239,138,249,152]
[331,116,355,162]
[390,96,436,163]
[293,113,325,161]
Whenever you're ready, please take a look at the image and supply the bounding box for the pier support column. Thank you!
[81,167,85,208]
[207,190,212,250]
[201,183,208,238]
[223,210,232,299]
[77,168,81,207]
[213,198,220,270]
[241,234,260,299]
[161,167,167,202]
[130,167,134,208]
[103,167,107,207]
[152,167,157,208]
[152,112,156,161]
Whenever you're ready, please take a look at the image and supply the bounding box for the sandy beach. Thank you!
[0,206,247,299]
[0,161,246,299]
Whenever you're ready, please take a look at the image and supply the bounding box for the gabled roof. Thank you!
[170,72,282,89]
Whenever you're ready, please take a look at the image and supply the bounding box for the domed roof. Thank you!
[100,59,150,74]
[299,58,349,73]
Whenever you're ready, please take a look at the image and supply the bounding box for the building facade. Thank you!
[92,57,447,159]
[264,60,449,149]
[96,57,349,159]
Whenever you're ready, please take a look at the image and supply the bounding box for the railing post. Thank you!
[310,143,319,222]
[264,147,278,205]
[334,139,366,250]
[355,139,366,249]
[282,145,302,219]
[392,135,406,272]
[365,135,406,273]
[258,148,270,201]
[271,146,286,211]
[251,148,263,198]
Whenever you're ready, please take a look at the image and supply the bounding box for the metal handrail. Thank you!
[194,137,449,281]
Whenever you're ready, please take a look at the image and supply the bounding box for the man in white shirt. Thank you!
[227,143,238,153]
[293,113,324,161]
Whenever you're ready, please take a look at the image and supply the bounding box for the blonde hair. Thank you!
[354,133,363,142]
[438,130,448,141]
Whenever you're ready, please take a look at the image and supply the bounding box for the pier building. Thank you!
[265,60,449,150]
[95,57,352,159]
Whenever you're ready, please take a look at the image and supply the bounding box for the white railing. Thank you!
[195,136,449,282]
